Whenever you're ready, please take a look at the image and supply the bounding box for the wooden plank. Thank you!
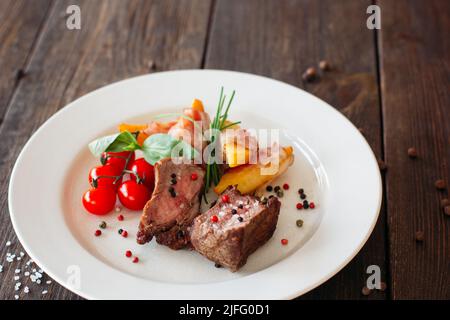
[0,0,53,123]
[0,0,211,300]
[205,0,387,299]
[378,0,450,299]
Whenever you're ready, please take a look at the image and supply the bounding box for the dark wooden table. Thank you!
[0,0,448,300]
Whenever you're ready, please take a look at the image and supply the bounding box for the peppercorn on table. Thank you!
[0,0,448,300]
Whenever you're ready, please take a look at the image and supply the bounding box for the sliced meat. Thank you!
[190,186,281,272]
[136,158,205,248]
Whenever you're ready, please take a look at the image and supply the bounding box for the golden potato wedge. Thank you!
[224,143,250,168]
[214,146,294,195]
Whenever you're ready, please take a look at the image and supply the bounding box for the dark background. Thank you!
[0,0,448,300]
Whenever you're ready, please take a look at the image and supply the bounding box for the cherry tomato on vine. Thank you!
[101,151,135,173]
[129,158,155,190]
[117,180,151,211]
[88,164,122,189]
[82,188,116,215]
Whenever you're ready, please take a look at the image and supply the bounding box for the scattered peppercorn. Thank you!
[99,221,107,229]
[296,203,303,210]
[361,286,371,296]
[132,257,139,263]
[296,219,304,228]
[415,231,424,242]
[118,228,123,235]
[125,250,132,258]
[309,202,315,209]
[435,179,446,190]
[211,215,218,223]
[444,206,450,217]
[170,179,177,185]
[231,209,237,215]
[300,193,306,200]
[281,239,288,245]
[122,230,128,238]
[238,204,243,209]
[303,201,309,209]
[407,147,418,158]
[283,183,289,190]
[441,198,449,208]
[190,173,198,181]
[302,67,317,82]
[266,185,273,192]
[168,186,174,193]
[221,194,230,203]
[274,186,281,192]
[238,217,244,222]
[276,190,284,198]
[214,263,222,268]
[378,159,387,171]
[94,230,102,237]
[319,60,331,71]
[298,188,304,194]
[117,214,124,221]
[176,230,184,239]
[260,197,268,204]
[170,173,176,179]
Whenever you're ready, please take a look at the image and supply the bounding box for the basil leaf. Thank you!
[88,131,139,157]
[141,133,198,165]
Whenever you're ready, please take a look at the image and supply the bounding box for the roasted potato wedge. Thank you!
[214,146,294,195]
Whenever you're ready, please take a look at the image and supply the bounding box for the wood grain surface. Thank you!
[0,0,448,300]
[378,0,450,299]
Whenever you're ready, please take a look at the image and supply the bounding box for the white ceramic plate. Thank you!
[9,70,381,299]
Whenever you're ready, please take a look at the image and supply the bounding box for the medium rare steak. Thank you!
[136,158,205,249]
[190,186,281,271]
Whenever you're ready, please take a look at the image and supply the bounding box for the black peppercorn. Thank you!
[238,217,243,222]
[300,193,306,199]
[266,185,273,192]
[231,209,237,215]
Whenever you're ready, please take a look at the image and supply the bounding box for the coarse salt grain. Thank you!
[20,252,25,257]
[24,287,29,293]
[14,295,19,300]
[0,265,3,272]
[42,290,48,295]
[46,280,52,284]
[24,271,30,276]
[14,276,20,281]
[6,241,11,246]
[36,279,41,284]
[15,269,20,274]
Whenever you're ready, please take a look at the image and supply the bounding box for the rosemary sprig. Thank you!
[203,87,236,201]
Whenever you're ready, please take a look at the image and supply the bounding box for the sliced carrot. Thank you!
[191,99,204,112]
[118,123,147,133]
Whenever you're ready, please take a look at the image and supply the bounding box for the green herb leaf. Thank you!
[88,131,140,157]
[141,133,198,165]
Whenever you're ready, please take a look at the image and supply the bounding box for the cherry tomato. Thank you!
[88,164,122,189]
[129,158,155,190]
[82,188,116,215]
[117,180,151,211]
[101,151,135,173]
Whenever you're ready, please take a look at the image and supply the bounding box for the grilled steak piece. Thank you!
[190,186,281,271]
[137,158,205,248]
